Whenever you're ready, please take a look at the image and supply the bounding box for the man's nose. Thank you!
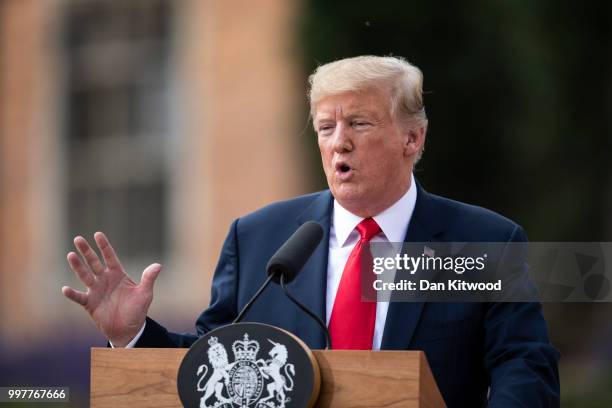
[331,123,352,153]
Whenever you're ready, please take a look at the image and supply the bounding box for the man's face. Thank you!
[313,87,419,217]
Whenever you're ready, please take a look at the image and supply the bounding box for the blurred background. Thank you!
[0,0,610,406]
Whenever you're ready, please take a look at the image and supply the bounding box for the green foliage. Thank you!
[300,0,612,241]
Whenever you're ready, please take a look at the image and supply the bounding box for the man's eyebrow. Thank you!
[313,109,381,125]
[313,116,335,125]
[345,110,381,120]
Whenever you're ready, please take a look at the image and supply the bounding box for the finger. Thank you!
[74,236,105,275]
[67,252,95,287]
[62,285,88,306]
[140,263,162,292]
[93,231,122,270]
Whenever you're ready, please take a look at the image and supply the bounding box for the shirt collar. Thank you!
[332,174,418,246]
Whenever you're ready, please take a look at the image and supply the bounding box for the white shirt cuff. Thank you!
[109,321,146,348]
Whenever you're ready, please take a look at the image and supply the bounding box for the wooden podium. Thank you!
[91,348,446,407]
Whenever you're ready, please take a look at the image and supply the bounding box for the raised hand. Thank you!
[61,232,161,347]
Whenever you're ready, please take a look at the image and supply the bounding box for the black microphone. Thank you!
[266,221,324,284]
[233,221,332,349]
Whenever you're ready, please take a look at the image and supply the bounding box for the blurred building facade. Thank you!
[0,0,309,352]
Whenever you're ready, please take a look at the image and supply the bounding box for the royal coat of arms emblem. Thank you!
[177,322,319,408]
[196,333,296,408]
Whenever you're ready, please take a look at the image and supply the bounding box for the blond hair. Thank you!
[308,55,428,159]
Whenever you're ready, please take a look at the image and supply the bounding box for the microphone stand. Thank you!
[232,271,332,350]
[232,273,275,324]
[280,273,331,350]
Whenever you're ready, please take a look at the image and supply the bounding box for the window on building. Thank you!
[62,0,172,262]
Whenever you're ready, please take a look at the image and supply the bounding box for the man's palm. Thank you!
[62,232,161,347]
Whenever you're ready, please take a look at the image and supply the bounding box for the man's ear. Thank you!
[403,126,426,158]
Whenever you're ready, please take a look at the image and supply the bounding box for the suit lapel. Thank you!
[381,182,444,349]
[291,191,333,349]
[285,184,443,350]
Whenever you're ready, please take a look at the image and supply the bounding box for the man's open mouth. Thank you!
[335,162,354,179]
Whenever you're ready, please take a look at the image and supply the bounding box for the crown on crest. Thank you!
[208,336,219,347]
[232,333,259,361]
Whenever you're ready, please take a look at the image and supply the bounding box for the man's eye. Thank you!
[318,125,334,134]
[353,121,372,129]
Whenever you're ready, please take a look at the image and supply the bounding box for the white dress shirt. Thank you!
[117,175,417,349]
[326,175,417,350]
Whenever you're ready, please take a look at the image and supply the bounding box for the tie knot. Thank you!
[356,218,381,242]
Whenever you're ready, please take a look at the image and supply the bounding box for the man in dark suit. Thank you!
[63,55,560,407]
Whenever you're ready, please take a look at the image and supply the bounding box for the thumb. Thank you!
[140,263,162,292]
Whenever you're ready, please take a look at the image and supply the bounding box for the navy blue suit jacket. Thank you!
[137,184,560,407]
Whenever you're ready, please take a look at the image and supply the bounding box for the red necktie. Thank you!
[329,218,381,349]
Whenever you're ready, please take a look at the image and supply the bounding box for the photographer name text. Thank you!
[373,279,502,291]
